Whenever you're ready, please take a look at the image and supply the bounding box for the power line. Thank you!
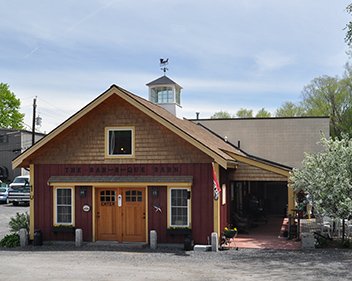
[37,97,68,116]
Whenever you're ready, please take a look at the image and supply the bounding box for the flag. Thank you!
[212,162,221,200]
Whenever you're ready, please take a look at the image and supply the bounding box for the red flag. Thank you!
[212,162,221,199]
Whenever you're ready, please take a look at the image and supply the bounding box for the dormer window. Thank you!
[105,127,134,157]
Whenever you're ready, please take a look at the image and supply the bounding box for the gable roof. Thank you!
[13,84,239,169]
[12,84,291,177]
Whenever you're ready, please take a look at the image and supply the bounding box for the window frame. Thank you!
[168,187,191,228]
[150,87,175,104]
[53,187,75,226]
[105,127,135,158]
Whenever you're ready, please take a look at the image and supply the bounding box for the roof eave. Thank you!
[12,86,118,169]
[224,150,291,177]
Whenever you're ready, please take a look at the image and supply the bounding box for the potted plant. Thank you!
[223,226,237,239]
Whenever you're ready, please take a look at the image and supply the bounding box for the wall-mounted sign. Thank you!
[63,164,181,176]
[82,204,90,212]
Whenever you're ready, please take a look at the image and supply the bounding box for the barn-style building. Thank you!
[14,77,325,245]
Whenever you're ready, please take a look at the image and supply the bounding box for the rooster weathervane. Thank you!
[160,58,169,75]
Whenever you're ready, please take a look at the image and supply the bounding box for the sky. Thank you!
[0,0,350,133]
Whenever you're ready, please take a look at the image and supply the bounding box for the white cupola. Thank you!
[146,75,183,117]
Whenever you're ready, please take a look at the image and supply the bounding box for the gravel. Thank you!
[1,204,352,281]
[1,245,351,281]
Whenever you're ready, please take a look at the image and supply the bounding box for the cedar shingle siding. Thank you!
[33,95,211,164]
[231,162,287,181]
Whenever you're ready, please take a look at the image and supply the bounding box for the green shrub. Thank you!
[9,212,29,233]
[0,233,20,248]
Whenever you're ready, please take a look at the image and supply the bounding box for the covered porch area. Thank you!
[222,152,297,249]
[224,215,301,250]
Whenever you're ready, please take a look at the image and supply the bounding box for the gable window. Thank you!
[106,127,134,157]
[54,187,74,225]
[169,188,191,227]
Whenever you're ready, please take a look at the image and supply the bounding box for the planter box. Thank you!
[52,226,76,234]
[166,228,192,236]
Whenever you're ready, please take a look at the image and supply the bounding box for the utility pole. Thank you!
[32,97,37,146]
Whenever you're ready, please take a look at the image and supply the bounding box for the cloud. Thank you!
[179,76,302,94]
[0,0,349,132]
[254,52,295,73]
[10,67,304,132]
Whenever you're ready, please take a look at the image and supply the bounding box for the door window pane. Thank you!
[126,190,143,202]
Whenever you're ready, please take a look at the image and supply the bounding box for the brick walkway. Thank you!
[223,216,301,250]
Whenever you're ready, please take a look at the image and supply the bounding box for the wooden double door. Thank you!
[95,188,146,242]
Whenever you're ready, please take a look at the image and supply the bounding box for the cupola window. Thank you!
[150,87,174,104]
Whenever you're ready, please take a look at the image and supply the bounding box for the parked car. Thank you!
[0,185,9,204]
[8,175,30,206]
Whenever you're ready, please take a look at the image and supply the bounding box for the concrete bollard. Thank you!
[211,232,218,252]
[19,228,28,247]
[75,228,83,247]
[301,232,315,249]
[150,230,157,249]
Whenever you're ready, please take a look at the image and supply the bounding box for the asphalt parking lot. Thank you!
[1,203,352,281]
[0,203,29,240]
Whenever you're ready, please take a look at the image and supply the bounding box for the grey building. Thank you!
[0,128,45,183]
[194,117,330,168]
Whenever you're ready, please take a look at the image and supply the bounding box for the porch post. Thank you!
[213,163,221,237]
[29,164,35,240]
[287,182,295,217]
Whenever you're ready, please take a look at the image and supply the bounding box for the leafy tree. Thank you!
[236,108,253,118]
[255,108,271,118]
[275,65,352,138]
[0,83,24,129]
[301,73,352,138]
[339,66,352,137]
[290,135,352,240]
[210,110,232,119]
[275,102,304,117]
[345,4,352,47]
